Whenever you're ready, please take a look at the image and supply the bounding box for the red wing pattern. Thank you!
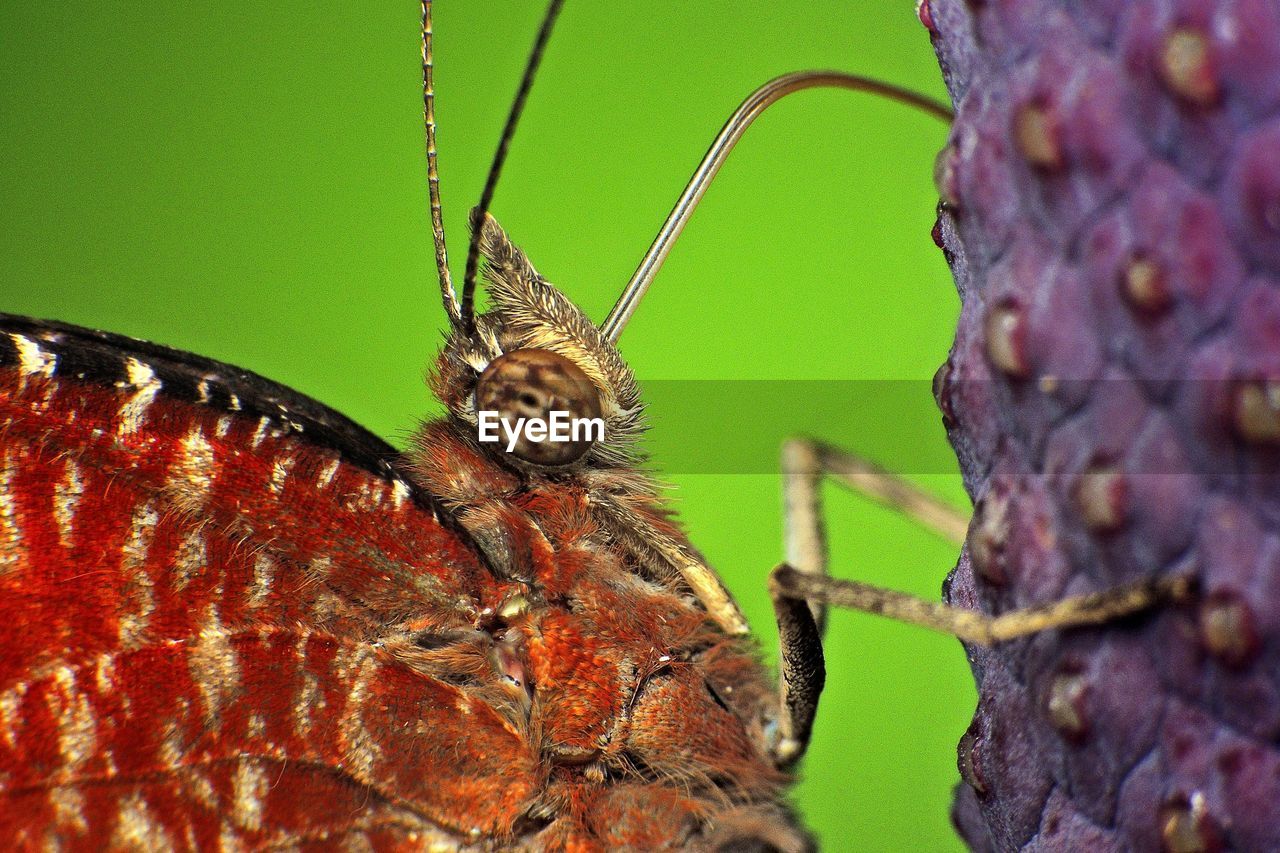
[0,317,538,848]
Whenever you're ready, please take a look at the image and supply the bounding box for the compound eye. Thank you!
[473,349,603,465]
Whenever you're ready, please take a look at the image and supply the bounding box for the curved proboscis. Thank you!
[599,71,954,343]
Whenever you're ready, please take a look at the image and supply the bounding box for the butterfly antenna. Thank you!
[599,71,953,343]
[422,0,462,327]
[459,0,565,335]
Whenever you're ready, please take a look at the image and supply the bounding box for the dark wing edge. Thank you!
[0,312,407,483]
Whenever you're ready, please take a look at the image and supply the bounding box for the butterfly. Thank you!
[0,0,962,845]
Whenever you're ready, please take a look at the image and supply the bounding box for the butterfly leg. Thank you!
[770,437,903,765]
[770,437,961,764]
[765,438,1194,766]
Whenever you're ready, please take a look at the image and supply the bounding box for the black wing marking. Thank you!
[0,313,406,482]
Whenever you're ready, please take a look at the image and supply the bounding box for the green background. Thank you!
[0,2,972,849]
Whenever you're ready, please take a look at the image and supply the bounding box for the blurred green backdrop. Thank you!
[0,2,972,849]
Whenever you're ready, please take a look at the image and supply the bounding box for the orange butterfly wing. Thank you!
[0,318,536,848]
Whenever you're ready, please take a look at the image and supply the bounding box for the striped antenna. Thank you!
[421,0,462,327]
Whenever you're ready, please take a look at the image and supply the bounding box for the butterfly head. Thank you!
[432,212,645,470]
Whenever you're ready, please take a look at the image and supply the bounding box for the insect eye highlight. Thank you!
[473,348,604,466]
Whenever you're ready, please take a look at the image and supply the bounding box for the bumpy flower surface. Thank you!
[926,0,1280,849]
